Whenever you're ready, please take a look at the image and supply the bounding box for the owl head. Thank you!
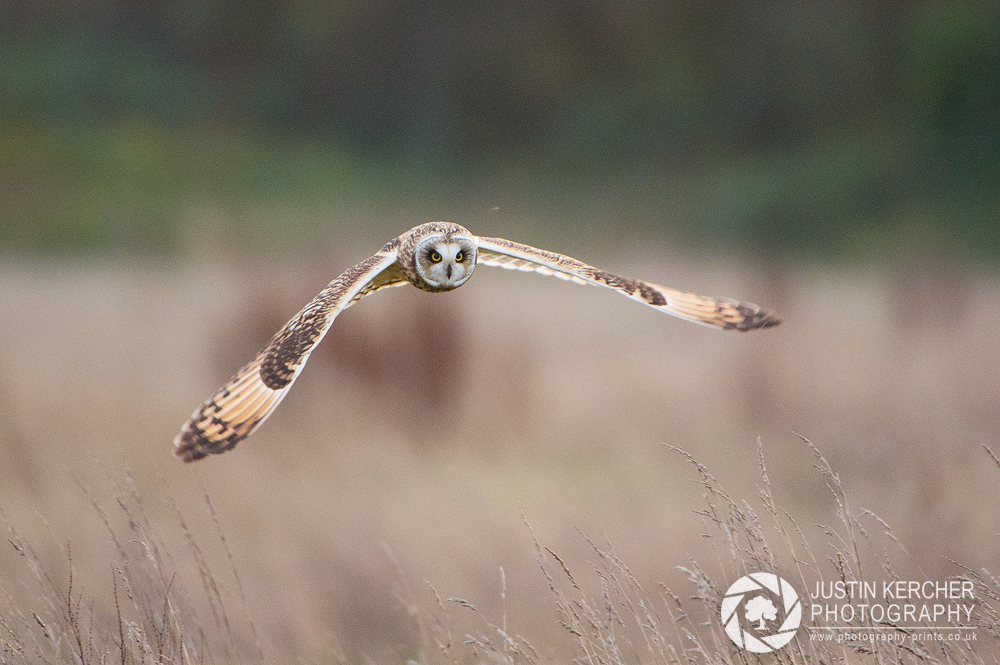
[412,225,478,292]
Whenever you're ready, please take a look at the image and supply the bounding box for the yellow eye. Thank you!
[455,251,464,262]
[430,252,442,262]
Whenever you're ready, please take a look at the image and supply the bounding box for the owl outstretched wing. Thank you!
[475,236,781,331]
[174,242,406,462]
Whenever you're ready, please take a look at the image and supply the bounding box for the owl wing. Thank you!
[475,236,781,331]
[174,242,407,462]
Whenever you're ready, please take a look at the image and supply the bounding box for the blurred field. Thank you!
[4,3,999,661]
[1,231,997,662]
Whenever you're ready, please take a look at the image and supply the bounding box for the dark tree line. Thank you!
[2,1,998,256]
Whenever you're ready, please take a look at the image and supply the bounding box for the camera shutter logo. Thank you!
[721,573,801,652]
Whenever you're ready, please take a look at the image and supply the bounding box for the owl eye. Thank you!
[430,251,442,262]
[455,251,464,262]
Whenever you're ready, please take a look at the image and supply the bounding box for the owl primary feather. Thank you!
[174,222,781,462]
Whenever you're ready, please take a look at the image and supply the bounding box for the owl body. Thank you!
[174,222,780,462]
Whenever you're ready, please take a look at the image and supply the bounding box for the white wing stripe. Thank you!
[478,251,588,284]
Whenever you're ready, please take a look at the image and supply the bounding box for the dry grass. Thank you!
[1,472,259,663]
[2,436,996,664]
[0,244,998,662]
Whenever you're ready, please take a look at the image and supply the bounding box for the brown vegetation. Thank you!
[0,247,997,662]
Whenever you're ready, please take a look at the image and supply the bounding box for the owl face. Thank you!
[413,233,478,291]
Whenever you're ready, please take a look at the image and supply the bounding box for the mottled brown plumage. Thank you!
[475,236,780,331]
[174,222,780,462]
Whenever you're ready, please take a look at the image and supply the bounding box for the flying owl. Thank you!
[175,222,781,461]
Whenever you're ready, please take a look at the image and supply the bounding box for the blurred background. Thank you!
[1,1,999,662]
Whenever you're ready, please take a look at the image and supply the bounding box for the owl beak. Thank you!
[446,264,452,279]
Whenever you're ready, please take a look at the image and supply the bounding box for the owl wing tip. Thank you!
[174,442,205,463]
[174,427,244,462]
[173,429,213,462]
[733,303,783,331]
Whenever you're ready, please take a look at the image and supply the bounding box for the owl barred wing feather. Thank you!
[174,246,406,462]
[475,236,781,331]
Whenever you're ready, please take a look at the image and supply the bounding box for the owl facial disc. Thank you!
[413,234,477,291]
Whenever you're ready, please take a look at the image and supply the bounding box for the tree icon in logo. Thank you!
[745,596,778,631]
[721,573,801,652]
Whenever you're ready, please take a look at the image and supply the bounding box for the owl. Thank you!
[175,222,781,461]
